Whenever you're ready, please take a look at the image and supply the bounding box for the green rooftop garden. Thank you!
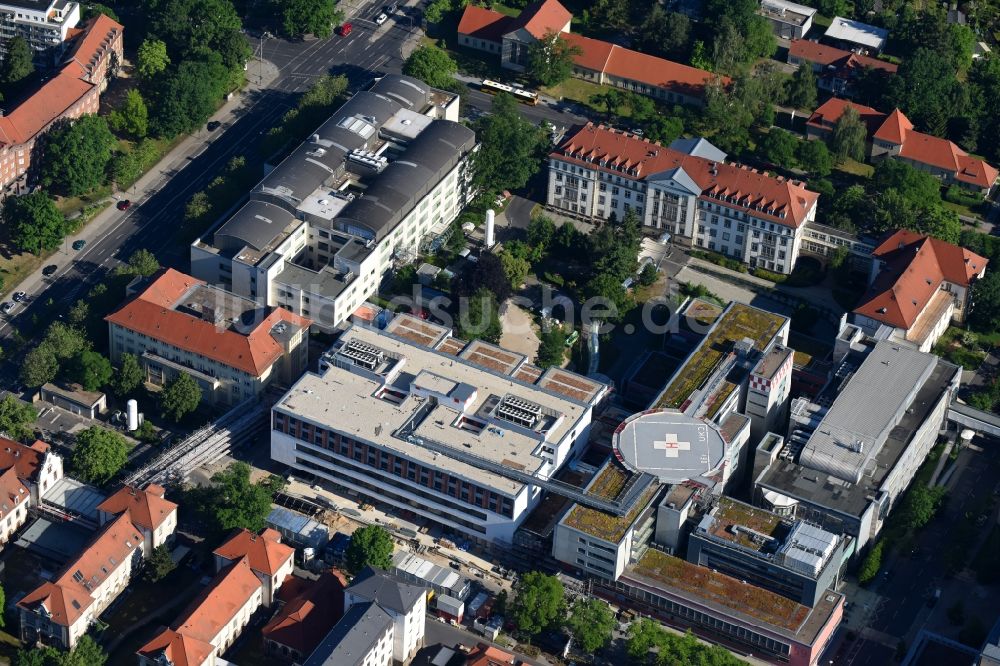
[562,463,658,543]
[657,303,786,410]
[632,549,810,632]
[711,497,783,550]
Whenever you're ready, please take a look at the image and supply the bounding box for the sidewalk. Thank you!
[10,58,281,302]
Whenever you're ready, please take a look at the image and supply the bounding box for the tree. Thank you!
[591,88,624,115]
[0,395,36,441]
[64,635,107,666]
[160,372,202,421]
[148,0,244,62]
[45,322,89,361]
[457,288,503,343]
[527,30,581,87]
[68,351,113,391]
[151,57,230,138]
[71,426,130,485]
[146,544,176,581]
[137,38,171,80]
[498,247,530,290]
[473,92,546,193]
[898,484,945,532]
[785,62,817,110]
[21,345,58,388]
[536,325,566,368]
[887,48,962,135]
[858,539,884,584]
[637,6,690,59]
[510,571,563,635]
[760,128,799,168]
[638,262,657,286]
[704,0,775,73]
[185,191,212,221]
[41,116,116,196]
[83,3,119,20]
[112,353,144,397]
[201,462,283,533]
[121,249,161,277]
[589,0,629,31]
[526,214,555,254]
[566,598,615,652]
[830,105,867,164]
[280,0,342,38]
[424,0,454,24]
[109,89,149,139]
[403,44,457,91]
[345,524,395,573]
[797,139,832,176]
[971,271,1000,333]
[67,300,90,327]
[1,36,34,85]
[4,191,67,255]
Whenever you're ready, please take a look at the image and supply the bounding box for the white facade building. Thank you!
[0,0,80,66]
[547,125,819,274]
[191,75,475,331]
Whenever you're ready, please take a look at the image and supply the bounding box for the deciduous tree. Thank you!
[71,426,130,485]
[566,598,615,652]
[797,139,832,176]
[68,350,113,391]
[160,372,202,421]
[136,38,170,80]
[830,106,867,164]
[510,571,563,635]
[637,6,690,59]
[0,395,37,441]
[146,544,176,581]
[41,116,116,196]
[402,44,457,91]
[201,462,284,533]
[759,128,799,168]
[785,62,817,110]
[345,524,395,573]
[535,325,566,368]
[473,92,546,193]
[109,89,149,139]
[21,345,58,388]
[151,57,230,138]
[527,30,581,87]
[279,0,342,39]
[1,36,34,84]
[113,353,145,397]
[3,191,66,255]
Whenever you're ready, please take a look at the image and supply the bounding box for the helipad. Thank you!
[612,409,726,483]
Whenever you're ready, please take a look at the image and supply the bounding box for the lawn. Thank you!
[943,200,983,221]
[541,78,626,116]
[834,158,874,178]
[933,327,988,370]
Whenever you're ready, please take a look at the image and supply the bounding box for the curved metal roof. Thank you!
[370,74,431,110]
[214,200,297,253]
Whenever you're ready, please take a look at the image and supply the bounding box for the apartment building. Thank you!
[0,13,121,194]
[850,230,988,352]
[272,315,608,544]
[106,268,310,407]
[96,483,178,554]
[137,528,294,666]
[758,0,816,39]
[0,438,63,547]
[0,0,80,66]
[754,341,960,552]
[18,509,173,649]
[457,0,719,106]
[547,124,819,274]
[304,567,427,666]
[191,75,475,332]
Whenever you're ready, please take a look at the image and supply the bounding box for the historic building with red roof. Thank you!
[212,527,294,607]
[547,123,819,274]
[850,230,988,351]
[0,14,122,195]
[457,0,718,106]
[261,569,348,662]
[787,39,896,97]
[105,268,310,407]
[97,483,178,553]
[0,438,63,547]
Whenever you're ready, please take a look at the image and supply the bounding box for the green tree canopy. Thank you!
[785,62,817,110]
[17,635,107,666]
[759,128,799,168]
[68,351,113,391]
[797,139,832,176]
[113,353,145,397]
[527,30,581,87]
[148,0,245,61]
[279,0,342,38]
[510,571,563,635]
[498,246,530,290]
[637,6,690,59]
[535,325,566,369]
[120,249,161,277]
[887,48,961,136]
[203,461,284,533]
[21,345,59,388]
[146,544,176,581]
[527,214,555,254]
[456,288,502,343]
[859,540,884,584]
[402,44,457,91]
[473,92,547,194]
[3,191,67,255]
[829,105,867,164]
[109,89,149,139]
[46,322,90,361]
[71,426,130,485]
[0,395,37,441]
[83,3,119,20]
[628,620,743,665]
[40,116,116,196]
[566,598,615,652]
[1,36,34,85]
[160,372,202,422]
[151,57,230,138]
[345,524,395,573]
[704,0,776,73]
[137,38,171,80]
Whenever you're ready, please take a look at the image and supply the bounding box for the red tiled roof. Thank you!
[555,123,818,228]
[788,39,897,74]
[0,466,29,521]
[63,14,122,80]
[214,528,294,577]
[467,643,517,666]
[0,73,94,146]
[806,98,885,132]
[137,629,215,666]
[97,483,177,533]
[956,154,1000,189]
[262,570,348,656]
[564,32,722,99]
[456,5,513,42]
[18,514,143,626]
[174,557,263,645]
[0,438,48,483]
[856,230,988,328]
[873,108,913,145]
[104,268,311,376]
[512,0,572,39]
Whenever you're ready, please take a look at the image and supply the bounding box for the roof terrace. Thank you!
[705,497,787,554]
[657,303,787,410]
[561,461,659,543]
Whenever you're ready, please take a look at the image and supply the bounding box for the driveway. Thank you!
[500,301,540,361]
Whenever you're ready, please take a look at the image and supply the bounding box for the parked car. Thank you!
[336,22,352,36]
[375,12,388,25]
[116,199,131,211]
[42,265,58,276]
[12,292,27,302]
[72,239,86,251]
[207,120,221,131]
[384,2,398,12]
[1,302,15,314]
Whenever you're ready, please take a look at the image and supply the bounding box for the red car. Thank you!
[337,22,352,36]
[116,199,131,211]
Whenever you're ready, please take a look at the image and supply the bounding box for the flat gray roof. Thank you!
[370,74,431,110]
[214,199,298,255]
[613,409,726,483]
[799,342,937,483]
